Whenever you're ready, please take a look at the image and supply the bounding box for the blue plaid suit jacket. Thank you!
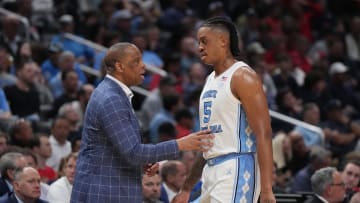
[71,77,180,203]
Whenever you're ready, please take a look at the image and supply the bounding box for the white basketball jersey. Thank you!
[199,61,257,159]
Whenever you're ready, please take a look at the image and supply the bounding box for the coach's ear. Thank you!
[115,61,124,72]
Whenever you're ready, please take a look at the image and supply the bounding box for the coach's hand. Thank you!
[176,130,214,152]
[171,190,191,203]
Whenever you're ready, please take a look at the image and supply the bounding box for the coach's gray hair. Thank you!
[0,152,23,179]
[311,167,336,195]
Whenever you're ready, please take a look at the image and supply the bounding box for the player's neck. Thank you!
[213,57,237,76]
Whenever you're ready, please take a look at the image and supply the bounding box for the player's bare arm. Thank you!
[231,67,276,203]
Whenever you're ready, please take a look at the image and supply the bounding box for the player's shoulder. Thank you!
[232,62,259,82]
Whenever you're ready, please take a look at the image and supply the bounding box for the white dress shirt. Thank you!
[162,183,177,202]
[47,176,72,203]
[46,135,71,171]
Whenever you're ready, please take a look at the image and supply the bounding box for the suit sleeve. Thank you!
[99,95,180,165]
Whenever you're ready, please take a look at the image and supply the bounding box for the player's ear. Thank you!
[218,33,229,48]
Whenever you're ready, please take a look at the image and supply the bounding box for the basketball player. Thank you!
[172,17,275,203]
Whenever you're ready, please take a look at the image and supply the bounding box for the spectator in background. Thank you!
[288,131,311,175]
[291,146,332,193]
[252,59,277,110]
[246,41,266,66]
[308,30,340,65]
[149,93,182,143]
[340,160,360,203]
[93,31,120,72]
[47,153,77,203]
[273,87,302,133]
[158,0,193,34]
[294,103,324,147]
[301,70,332,109]
[132,33,163,70]
[305,167,345,203]
[187,88,201,132]
[272,132,292,170]
[30,133,56,183]
[0,15,23,57]
[174,108,193,139]
[4,60,40,122]
[142,173,164,203]
[51,14,94,64]
[179,36,200,74]
[0,132,8,155]
[0,152,26,196]
[157,122,177,143]
[0,46,17,89]
[48,51,85,98]
[326,37,350,67]
[109,9,133,42]
[272,53,301,97]
[182,62,207,105]
[58,103,81,141]
[32,61,54,115]
[22,149,50,201]
[0,89,14,129]
[321,99,359,160]
[22,149,37,169]
[264,35,287,67]
[206,1,227,18]
[61,83,94,129]
[159,160,187,203]
[8,119,33,148]
[145,25,166,57]
[140,75,177,133]
[289,34,312,74]
[50,69,80,118]
[327,62,360,115]
[0,167,48,203]
[46,116,71,172]
[97,0,116,25]
[70,137,81,153]
[41,43,63,82]
[15,42,32,63]
[149,53,183,93]
[344,16,360,62]
[273,165,292,194]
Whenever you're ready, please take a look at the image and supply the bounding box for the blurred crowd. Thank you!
[0,0,360,202]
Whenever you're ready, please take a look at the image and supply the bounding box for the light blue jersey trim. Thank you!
[237,104,241,152]
[239,107,257,153]
[233,154,256,202]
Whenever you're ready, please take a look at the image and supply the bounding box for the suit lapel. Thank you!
[102,77,141,128]
[103,77,133,110]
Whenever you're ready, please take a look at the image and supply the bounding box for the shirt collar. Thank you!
[106,74,134,101]
[14,193,24,203]
[315,194,328,203]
